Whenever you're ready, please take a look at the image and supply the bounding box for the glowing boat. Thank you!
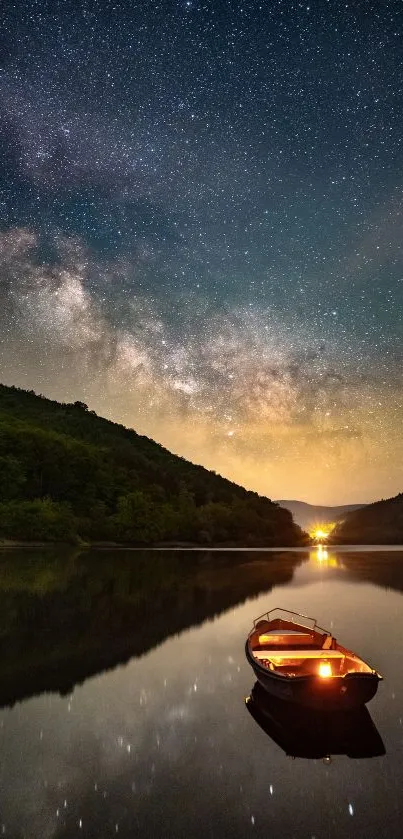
[245,608,382,710]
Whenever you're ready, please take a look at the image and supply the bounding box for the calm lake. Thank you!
[0,546,402,838]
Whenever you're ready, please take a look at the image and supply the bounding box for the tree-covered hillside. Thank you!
[0,384,306,546]
[332,494,403,544]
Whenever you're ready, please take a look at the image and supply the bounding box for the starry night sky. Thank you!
[1,0,402,504]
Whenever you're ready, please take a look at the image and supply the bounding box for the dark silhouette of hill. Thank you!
[332,494,403,544]
[276,499,366,530]
[0,384,306,546]
[340,550,403,592]
[0,548,306,708]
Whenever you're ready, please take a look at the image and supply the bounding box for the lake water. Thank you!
[0,546,402,838]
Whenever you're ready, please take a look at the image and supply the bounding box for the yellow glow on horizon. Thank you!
[308,522,336,543]
[121,399,403,507]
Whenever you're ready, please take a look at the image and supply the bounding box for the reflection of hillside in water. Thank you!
[0,549,306,709]
[341,551,403,593]
[310,548,403,594]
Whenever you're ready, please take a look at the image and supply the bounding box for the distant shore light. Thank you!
[308,522,336,543]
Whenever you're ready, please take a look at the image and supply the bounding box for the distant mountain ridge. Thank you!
[276,499,367,530]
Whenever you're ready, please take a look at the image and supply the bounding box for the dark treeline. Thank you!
[0,384,306,545]
[332,494,403,545]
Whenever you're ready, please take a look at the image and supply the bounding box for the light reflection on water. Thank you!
[0,547,402,838]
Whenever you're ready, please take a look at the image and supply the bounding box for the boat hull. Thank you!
[245,642,380,710]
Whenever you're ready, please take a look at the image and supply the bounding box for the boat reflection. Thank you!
[245,681,385,760]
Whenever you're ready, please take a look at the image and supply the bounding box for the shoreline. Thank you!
[0,539,307,550]
[1,540,403,551]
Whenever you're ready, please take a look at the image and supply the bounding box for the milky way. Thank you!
[1,1,402,503]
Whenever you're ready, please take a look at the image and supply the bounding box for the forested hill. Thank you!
[332,494,403,544]
[0,384,306,546]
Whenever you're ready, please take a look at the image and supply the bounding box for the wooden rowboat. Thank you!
[245,608,382,710]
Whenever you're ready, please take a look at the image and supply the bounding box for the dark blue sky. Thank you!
[1,0,402,502]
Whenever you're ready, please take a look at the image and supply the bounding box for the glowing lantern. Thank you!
[318,661,332,678]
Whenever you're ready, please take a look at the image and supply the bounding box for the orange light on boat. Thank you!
[318,661,332,678]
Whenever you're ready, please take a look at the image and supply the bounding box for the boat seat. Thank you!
[253,649,344,661]
[258,632,317,647]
